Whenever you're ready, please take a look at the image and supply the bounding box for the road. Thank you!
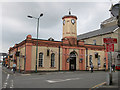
[0,64,2,89]
[1,66,119,88]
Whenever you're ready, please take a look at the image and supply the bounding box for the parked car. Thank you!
[115,64,120,70]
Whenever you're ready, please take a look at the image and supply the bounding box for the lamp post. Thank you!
[28,13,43,73]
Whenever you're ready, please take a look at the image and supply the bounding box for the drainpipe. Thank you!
[58,46,60,71]
[24,40,26,73]
[86,48,88,71]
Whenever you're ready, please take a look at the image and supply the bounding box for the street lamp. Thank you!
[27,13,43,73]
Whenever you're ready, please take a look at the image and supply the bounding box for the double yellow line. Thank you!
[89,82,106,90]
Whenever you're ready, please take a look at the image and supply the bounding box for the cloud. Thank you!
[77,2,110,34]
[0,3,2,53]
[1,2,113,53]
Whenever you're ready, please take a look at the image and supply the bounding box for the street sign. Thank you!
[103,38,117,44]
[106,44,114,52]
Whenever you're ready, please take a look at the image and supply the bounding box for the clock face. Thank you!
[71,19,75,24]
[63,20,65,25]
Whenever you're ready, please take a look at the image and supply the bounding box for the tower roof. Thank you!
[62,11,77,20]
[62,15,77,20]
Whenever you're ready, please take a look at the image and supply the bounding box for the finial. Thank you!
[69,8,71,15]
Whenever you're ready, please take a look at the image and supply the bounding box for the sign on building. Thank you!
[103,38,117,52]
[106,44,114,52]
[103,38,117,44]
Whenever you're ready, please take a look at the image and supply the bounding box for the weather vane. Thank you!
[69,8,71,15]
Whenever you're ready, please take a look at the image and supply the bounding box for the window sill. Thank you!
[50,67,56,68]
[38,67,44,68]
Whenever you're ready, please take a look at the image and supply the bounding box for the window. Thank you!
[51,53,55,67]
[93,40,96,45]
[39,53,43,67]
[117,54,120,59]
[98,55,100,65]
[89,55,92,65]
[95,53,98,58]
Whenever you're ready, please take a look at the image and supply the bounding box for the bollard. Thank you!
[107,73,112,85]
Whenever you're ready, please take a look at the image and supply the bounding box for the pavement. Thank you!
[1,65,120,89]
[90,70,120,90]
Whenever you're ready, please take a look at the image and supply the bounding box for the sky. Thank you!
[0,0,120,53]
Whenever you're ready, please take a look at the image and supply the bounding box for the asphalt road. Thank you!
[0,64,2,89]
[1,66,119,88]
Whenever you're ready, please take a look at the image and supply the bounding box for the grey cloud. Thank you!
[2,2,111,53]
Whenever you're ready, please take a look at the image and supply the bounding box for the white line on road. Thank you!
[3,74,10,88]
[10,80,14,88]
[46,78,80,83]
[6,74,10,80]
[21,74,31,76]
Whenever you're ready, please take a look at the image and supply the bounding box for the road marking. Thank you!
[2,69,13,75]
[10,80,14,88]
[6,74,10,79]
[89,82,106,90]
[3,74,10,88]
[46,78,80,83]
[21,74,31,76]
[2,69,7,74]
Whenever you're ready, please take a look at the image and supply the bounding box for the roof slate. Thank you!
[77,25,118,40]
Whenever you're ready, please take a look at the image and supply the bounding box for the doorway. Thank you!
[69,52,76,71]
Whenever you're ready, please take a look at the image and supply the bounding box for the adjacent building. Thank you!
[77,16,120,68]
[8,12,108,72]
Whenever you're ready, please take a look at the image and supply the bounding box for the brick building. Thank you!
[8,12,108,72]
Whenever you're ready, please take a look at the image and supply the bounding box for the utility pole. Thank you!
[103,37,117,85]
[108,51,112,85]
[28,13,43,73]
[19,53,21,73]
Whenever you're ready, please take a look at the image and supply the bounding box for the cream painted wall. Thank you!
[63,18,77,38]
[9,51,16,68]
[87,50,105,70]
[31,46,62,71]
[16,47,25,70]
[102,21,117,28]
[83,29,120,66]
[117,28,120,51]
[84,32,118,51]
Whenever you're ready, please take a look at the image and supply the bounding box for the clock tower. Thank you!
[62,11,77,45]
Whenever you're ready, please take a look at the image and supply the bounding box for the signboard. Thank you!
[106,44,114,52]
[103,38,117,44]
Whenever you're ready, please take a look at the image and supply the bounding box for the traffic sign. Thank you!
[103,38,117,44]
[106,43,114,52]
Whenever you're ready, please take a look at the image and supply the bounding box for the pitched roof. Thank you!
[77,25,118,40]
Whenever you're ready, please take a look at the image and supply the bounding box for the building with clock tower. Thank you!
[62,11,77,46]
[7,11,108,72]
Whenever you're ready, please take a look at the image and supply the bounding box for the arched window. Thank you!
[98,55,100,65]
[89,55,92,65]
[51,53,55,67]
[39,53,43,67]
